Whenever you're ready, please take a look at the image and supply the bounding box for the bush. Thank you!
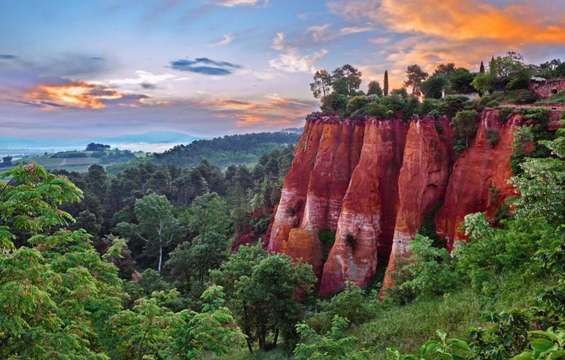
[321,93,348,115]
[346,96,369,116]
[391,235,457,302]
[444,96,469,117]
[366,102,392,118]
[325,282,376,326]
[452,110,478,152]
[507,89,538,104]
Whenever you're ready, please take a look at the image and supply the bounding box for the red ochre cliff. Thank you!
[267,109,551,296]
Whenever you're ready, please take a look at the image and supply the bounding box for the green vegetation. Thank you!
[153,131,300,169]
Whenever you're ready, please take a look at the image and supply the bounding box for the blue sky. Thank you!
[1,0,565,141]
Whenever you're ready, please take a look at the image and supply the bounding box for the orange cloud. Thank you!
[190,95,317,128]
[26,81,128,110]
[378,0,565,45]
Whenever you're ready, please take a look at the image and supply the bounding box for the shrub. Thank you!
[325,282,375,326]
[486,128,500,147]
[452,110,478,151]
[507,89,538,104]
[444,95,469,117]
[346,95,369,116]
[391,235,457,302]
[321,93,348,115]
[366,102,392,118]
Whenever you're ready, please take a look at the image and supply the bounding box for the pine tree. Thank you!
[479,61,485,73]
[383,70,389,96]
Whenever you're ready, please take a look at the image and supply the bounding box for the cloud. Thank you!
[210,33,235,47]
[188,94,317,127]
[171,57,241,75]
[269,32,328,73]
[329,0,565,89]
[0,54,17,60]
[213,0,268,7]
[24,81,148,110]
[307,23,374,42]
[92,70,180,89]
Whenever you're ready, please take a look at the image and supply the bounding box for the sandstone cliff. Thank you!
[267,109,551,296]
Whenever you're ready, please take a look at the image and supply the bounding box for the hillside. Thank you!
[152,130,301,168]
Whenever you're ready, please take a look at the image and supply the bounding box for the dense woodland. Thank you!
[0,55,564,359]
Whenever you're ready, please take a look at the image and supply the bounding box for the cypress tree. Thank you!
[480,61,485,73]
[383,70,389,96]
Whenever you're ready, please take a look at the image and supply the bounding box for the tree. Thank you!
[170,285,244,359]
[472,72,493,95]
[433,63,456,77]
[331,64,362,96]
[512,126,565,225]
[0,163,82,249]
[211,244,316,351]
[404,64,429,95]
[117,193,184,272]
[321,93,348,115]
[346,95,369,116]
[384,70,389,96]
[449,68,475,94]
[480,61,485,73]
[1,156,12,167]
[310,69,332,99]
[111,294,178,359]
[367,80,383,96]
[421,74,448,99]
[453,110,479,150]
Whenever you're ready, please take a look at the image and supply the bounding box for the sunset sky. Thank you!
[1,0,565,142]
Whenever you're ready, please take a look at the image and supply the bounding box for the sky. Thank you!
[1,0,565,142]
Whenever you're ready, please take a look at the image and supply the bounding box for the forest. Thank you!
[0,54,564,360]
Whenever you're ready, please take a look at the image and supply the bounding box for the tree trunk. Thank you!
[157,245,163,273]
[273,329,279,346]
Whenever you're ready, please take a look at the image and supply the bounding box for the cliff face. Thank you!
[267,109,535,296]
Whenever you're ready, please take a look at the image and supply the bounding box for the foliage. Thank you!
[421,75,448,99]
[346,95,369,116]
[321,93,348,115]
[386,330,473,360]
[405,64,429,95]
[393,235,457,301]
[153,131,299,169]
[294,316,369,360]
[211,244,316,351]
[117,193,184,272]
[170,285,245,359]
[448,68,475,94]
[331,64,363,96]
[0,163,83,249]
[452,110,478,152]
[368,80,383,96]
[310,69,332,98]
[511,126,564,225]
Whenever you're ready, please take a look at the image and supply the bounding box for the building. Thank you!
[529,77,565,98]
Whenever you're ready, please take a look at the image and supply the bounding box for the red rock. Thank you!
[319,119,408,296]
[382,117,452,291]
[435,109,522,248]
[268,109,537,297]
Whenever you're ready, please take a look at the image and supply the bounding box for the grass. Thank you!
[220,273,553,360]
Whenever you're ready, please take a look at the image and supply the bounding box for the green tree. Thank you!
[512,126,565,225]
[404,64,429,95]
[211,244,316,351]
[367,80,383,96]
[170,285,244,359]
[346,95,369,116]
[421,75,448,99]
[449,68,475,94]
[0,163,82,249]
[310,69,332,98]
[117,193,184,272]
[332,64,362,96]
[472,72,493,95]
[111,294,178,359]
